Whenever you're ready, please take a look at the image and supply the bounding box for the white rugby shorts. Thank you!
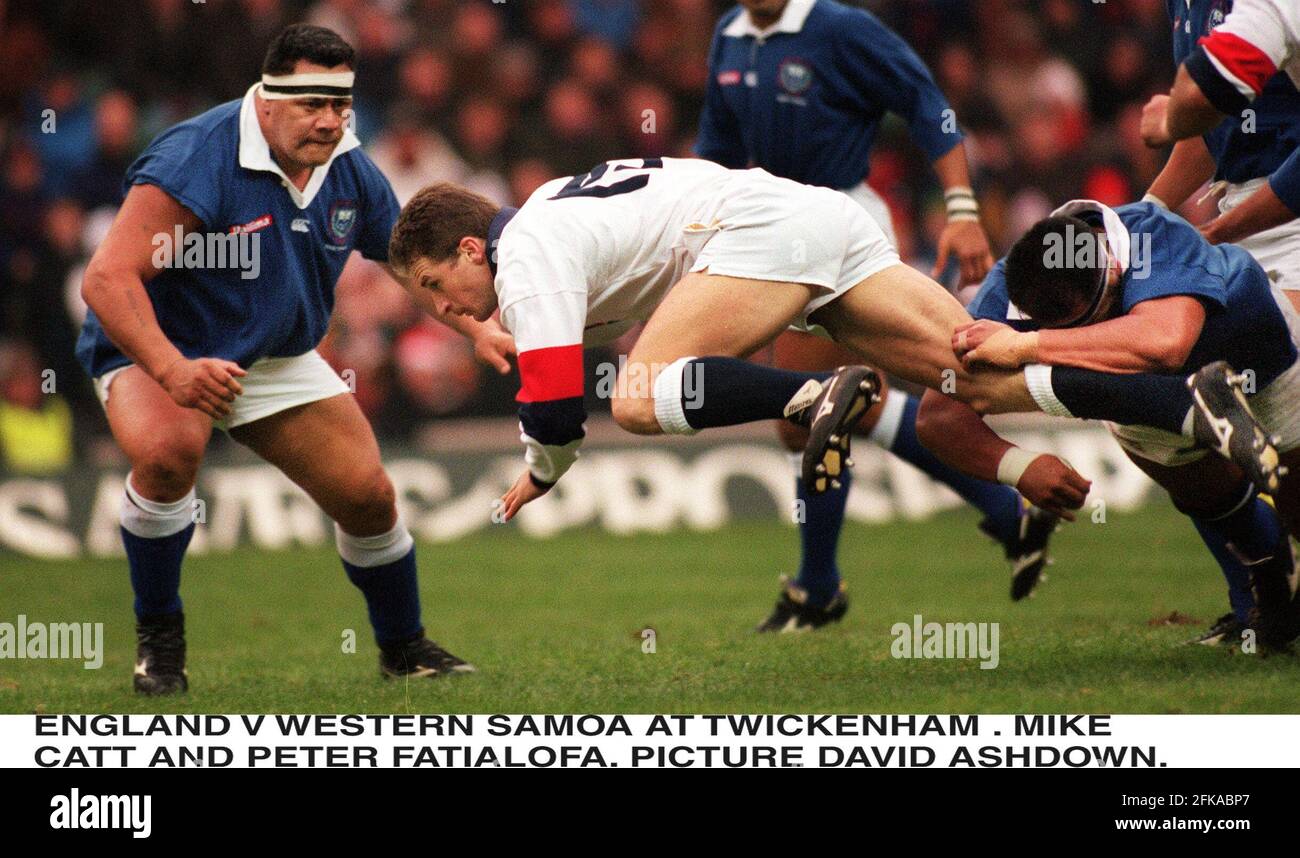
[1221,178,1300,292]
[686,170,901,331]
[94,349,350,431]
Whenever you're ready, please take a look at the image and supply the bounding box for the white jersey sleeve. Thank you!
[1188,0,1300,110]
[495,217,592,487]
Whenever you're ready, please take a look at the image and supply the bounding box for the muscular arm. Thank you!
[1034,296,1206,373]
[1145,136,1216,211]
[915,388,1012,482]
[915,389,1091,518]
[80,183,246,419]
[81,184,195,379]
[957,297,1206,375]
[1166,64,1227,142]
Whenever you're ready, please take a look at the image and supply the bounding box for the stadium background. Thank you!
[5,0,1290,714]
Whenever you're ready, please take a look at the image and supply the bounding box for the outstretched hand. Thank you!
[1016,454,1091,520]
[496,468,550,522]
[474,327,517,375]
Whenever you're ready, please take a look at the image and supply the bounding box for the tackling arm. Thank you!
[956,296,1207,375]
[914,389,1091,519]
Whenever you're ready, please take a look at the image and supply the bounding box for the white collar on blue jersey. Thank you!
[237,83,361,210]
[722,0,816,38]
[1051,199,1132,274]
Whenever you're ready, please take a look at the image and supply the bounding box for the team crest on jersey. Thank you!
[777,58,813,95]
[1208,0,1232,29]
[328,201,357,243]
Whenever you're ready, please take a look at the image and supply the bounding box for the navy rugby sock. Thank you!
[1032,365,1192,434]
[338,522,423,646]
[795,461,849,606]
[676,357,831,430]
[120,478,194,618]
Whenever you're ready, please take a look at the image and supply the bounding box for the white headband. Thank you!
[259,71,354,100]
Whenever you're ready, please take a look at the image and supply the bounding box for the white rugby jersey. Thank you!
[1190,0,1300,104]
[489,157,746,487]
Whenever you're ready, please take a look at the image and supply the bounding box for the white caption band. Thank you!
[996,447,1043,488]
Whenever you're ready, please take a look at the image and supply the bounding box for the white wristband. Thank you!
[944,186,979,222]
[996,447,1043,487]
[1140,192,1169,210]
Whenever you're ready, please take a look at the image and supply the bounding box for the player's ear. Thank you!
[459,235,486,263]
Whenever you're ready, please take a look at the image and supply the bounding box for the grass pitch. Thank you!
[2,502,1297,713]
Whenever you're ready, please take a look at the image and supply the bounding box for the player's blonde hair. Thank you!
[389,182,499,273]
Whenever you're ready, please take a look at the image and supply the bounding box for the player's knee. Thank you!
[776,418,807,451]
[334,468,397,534]
[133,433,205,499]
[611,394,661,435]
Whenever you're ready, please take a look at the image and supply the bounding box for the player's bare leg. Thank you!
[104,366,213,696]
[229,392,397,537]
[612,271,820,434]
[810,262,1033,412]
[610,270,881,504]
[105,366,213,503]
[230,393,474,676]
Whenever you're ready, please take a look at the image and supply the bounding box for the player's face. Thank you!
[408,246,498,322]
[262,60,354,169]
[1040,254,1123,329]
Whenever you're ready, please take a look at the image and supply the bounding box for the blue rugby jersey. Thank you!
[694,0,961,189]
[1171,0,1300,212]
[968,201,1297,387]
[76,85,400,379]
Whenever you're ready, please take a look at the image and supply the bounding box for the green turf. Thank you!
[1,502,1297,713]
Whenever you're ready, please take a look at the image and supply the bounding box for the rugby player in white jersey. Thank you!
[387,158,1277,530]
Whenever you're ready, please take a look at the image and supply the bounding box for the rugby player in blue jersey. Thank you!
[1133,0,1300,642]
[77,25,511,694]
[695,0,1051,630]
[918,199,1300,650]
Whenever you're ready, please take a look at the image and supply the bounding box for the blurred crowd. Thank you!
[0,0,1191,471]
